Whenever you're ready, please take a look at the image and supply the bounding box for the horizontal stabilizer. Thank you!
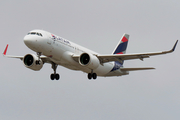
[120,67,155,71]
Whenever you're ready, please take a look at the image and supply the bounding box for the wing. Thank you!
[2,44,52,63]
[97,40,178,64]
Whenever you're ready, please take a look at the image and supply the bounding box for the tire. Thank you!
[35,60,40,65]
[92,73,97,79]
[88,73,92,80]
[55,74,60,80]
[50,74,55,80]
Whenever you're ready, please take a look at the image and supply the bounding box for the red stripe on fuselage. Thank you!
[121,36,128,42]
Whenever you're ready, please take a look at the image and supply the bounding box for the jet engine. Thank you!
[79,53,100,69]
[23,54,43,71]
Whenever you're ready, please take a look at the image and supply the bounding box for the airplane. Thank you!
[3,29,178,80]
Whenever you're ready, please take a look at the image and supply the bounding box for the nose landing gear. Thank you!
[51,62,60,80]
[50,73,60,80]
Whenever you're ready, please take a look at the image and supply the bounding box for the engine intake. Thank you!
[80,53,90,65]
[79,53,99,69]
[23,54,43,71]
[24,54,34,66]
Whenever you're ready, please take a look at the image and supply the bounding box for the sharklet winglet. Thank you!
[3,44,9,55]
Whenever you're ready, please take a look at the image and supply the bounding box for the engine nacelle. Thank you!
[79,53,100,69]
[23,54,43,71]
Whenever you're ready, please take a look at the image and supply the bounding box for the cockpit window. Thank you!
[27,32,43,37]
[31,32,36,35]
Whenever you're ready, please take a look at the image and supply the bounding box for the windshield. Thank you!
[28,32,43,37]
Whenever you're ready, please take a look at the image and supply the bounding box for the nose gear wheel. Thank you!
[51,62,60,80]
[51,73,60,80]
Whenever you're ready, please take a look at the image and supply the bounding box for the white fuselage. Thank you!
[24,30,128,77]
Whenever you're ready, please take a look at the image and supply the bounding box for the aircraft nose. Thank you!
[23,35,38,50]
[24,35,31,45]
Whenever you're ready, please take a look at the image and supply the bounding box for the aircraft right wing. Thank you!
[3,44,52,64]
[3,44,24,60]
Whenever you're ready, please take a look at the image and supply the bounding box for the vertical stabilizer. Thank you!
[112,34,129,54]
[112,34,129,66]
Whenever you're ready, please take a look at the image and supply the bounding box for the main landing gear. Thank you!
[88,71,97,80]
[51,62,60,80]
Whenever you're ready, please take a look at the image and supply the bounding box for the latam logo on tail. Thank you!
[113,35,129,54]
[3,29,178,80]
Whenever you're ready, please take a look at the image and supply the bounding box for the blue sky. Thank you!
[0,0,180,120]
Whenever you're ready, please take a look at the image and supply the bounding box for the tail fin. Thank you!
[112,34,129,66]
[112,34,129,54]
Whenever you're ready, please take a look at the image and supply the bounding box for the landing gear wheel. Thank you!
[87,73,97,80]
[88,73,92,80]
[36,60,40,65]
[51,74,55,80]
[55,74,60,80]
[50,74,60,80]
[92,73,97,79]
[50,62,60,80]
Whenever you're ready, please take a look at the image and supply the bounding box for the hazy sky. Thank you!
[0,0,180,120]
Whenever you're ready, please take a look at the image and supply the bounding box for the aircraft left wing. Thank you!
[97,40,178,64]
